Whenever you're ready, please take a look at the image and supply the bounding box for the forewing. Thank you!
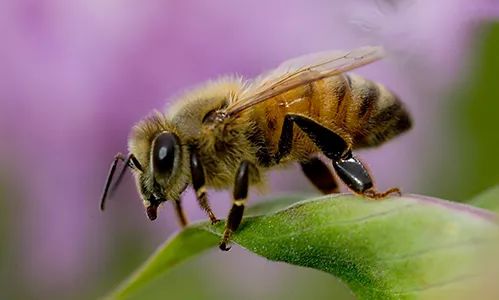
[226,46,384,115]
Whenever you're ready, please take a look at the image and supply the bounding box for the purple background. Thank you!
[0,0,497,298]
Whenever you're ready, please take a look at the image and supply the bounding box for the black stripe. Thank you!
[395,108,412,132]
[367,98,411,144]
[358,81,378,118]
[372,101,403,124]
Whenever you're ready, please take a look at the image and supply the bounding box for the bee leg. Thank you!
[332,150,373,193]
[190,152,219,224]
[363,187,402,199]
[300,157,339,194]
[220,161,250,251]
[286,114,363,191]
[288,114,399,199]
[274,114,295,163]
[275,114,348,163]
[333,151,401,198]
[173,198,189,227]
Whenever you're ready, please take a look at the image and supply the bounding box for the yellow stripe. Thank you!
[196,187,207,198]
[234,199,246,206]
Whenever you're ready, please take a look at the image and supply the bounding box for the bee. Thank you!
[100,46,412,250]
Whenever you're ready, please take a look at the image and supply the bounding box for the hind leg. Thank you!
[277,113,400,198]
[332,150,400,198]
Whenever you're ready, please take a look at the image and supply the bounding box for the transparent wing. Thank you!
[226,46,385,116]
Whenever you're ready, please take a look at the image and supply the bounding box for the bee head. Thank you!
[126,112,190,221]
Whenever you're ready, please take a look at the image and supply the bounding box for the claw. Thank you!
[363,187,401,199]
[146,203,159,220]
[219,241,232,251]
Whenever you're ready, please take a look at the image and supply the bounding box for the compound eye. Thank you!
[152,132,179,176]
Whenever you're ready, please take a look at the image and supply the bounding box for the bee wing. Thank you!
[226,46,385,116]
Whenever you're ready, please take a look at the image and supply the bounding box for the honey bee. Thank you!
[100,46,411,250]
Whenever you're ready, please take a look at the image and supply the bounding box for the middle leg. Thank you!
[190,151,219,224]
[172,198,188,227]
[300,157,339,194]
[219,160,252,251]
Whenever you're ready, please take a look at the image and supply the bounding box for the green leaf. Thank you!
[468,185,499,212]
[109,227,219,299]
[108,194,499,299]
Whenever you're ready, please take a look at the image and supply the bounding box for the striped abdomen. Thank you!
[344,74,412,149]
[248,73,412,166]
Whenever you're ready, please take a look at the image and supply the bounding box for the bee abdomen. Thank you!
[347,74,412,148]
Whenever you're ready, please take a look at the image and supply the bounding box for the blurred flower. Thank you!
[347,0,499,90]
[0,0,497,298]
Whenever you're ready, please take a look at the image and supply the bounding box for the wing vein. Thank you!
[225,46,385,117]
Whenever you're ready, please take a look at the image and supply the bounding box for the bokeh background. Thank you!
[0,0,498,299]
